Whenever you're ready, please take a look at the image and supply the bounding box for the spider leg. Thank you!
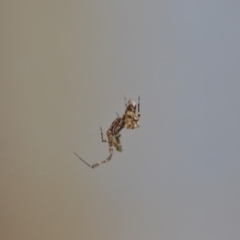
[74,128,115,169]
[73,150,113,169]
[100,127,108,143]
[91,147,113,168]
[73,152,92,168]
[93,131,114,168]
[138,96,141,118]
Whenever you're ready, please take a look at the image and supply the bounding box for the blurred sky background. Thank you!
[1,0,240,240]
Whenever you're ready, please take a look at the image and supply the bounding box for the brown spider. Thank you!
[74,97,140,169]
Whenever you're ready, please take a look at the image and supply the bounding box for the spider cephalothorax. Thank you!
[74,97,140,169]
[124,98,140,129]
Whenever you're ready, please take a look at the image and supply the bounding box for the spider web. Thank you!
[0,56,171,177]
[71,55,172,167]
[74,56,171,140]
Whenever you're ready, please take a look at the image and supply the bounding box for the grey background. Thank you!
[1,1,240,240]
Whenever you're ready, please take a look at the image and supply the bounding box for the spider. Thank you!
[74,96,140,169]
